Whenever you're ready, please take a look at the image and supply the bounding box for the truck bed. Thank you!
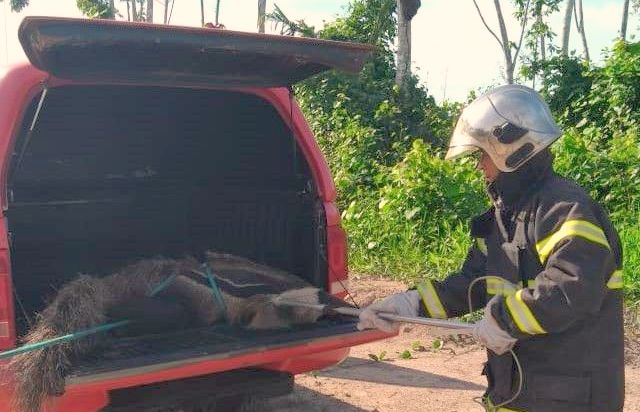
[67,318,359,385]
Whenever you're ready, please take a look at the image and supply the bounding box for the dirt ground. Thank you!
[264,276,640,412]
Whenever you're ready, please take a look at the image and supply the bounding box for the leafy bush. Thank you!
[309,105,382,205]
[376,140,485,244]
[553,128,640,220]
[565,41,640,137]
[521,56,592,127]
[342,140,486,281]
[76,0,115,18]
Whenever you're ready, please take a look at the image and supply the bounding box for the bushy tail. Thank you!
[8,275,111,412]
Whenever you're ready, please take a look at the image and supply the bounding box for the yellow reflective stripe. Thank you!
[486,277,519,296]
[476,237,488,255]
[505,290,546,335]
[527,279,537,288]
[416,280,447,319]
[607,269,623,289]
[536,219,610,264]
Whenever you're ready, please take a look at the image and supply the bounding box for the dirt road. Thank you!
[265,277,640,411]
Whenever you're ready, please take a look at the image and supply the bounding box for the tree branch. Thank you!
[472,0,504,49]
[512,0,532,65]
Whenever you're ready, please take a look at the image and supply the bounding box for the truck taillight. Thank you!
[0,250,15,346]
[326,225,348,298]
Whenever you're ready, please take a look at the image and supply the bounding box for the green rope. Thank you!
[0,272,177,360]
[203,263,228,321]
[0,320,131,360]
[149,272,177,297]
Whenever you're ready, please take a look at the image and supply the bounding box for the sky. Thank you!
[1,0,637,102]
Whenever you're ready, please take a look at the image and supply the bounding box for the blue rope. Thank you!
[0,272,177,359]
[149,272,177,297]
[203,263,228,322]
[0,320,131,360]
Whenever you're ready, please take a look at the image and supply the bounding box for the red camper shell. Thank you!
[0,17,389,411]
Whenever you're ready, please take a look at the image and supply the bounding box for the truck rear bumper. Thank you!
[104,369,294,412]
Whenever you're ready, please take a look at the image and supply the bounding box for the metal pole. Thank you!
[275,300,473,330]
[200,0,204,27]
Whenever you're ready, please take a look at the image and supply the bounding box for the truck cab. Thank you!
[0,17,388,411]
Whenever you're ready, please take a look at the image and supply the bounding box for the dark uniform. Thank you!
[415,151,624,411]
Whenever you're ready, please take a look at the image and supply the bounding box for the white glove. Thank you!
[472,296,517,355]
[356,290,420,333]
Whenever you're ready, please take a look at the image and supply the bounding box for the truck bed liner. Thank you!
[67,319,358,385]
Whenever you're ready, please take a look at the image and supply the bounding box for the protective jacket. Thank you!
[415,151,624,411]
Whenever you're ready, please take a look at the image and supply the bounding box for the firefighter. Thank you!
[357,84,624,411]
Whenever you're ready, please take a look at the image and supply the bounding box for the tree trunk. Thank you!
[200,0,204,26]
[494,0,514,84]
[131,0,138,21]
[146,0,153,22]
[164,0,169,24]
[561,0,574,56]
[215,0,221,25]
[126,0,131,21]
[621,0,630,41]
[473,0,530,84]
[536,2,545,61]
[575,0,590,61]
[395,0,412,90]
[108,0,115,19]
[258,0,266,33]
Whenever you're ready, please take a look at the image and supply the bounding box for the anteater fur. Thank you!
[6,253,330,412]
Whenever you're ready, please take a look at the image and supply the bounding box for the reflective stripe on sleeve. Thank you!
[416,280,447,319]
[486,277,519,296]
[476,237,488,255]
[607,269,623,290]
[536,219,610,265]
[505,289,546,335]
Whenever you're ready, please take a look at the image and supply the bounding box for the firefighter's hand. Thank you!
[472,296,517,355]
[356,290,420,333]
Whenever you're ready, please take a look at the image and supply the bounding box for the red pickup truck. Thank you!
[0,17,388,411]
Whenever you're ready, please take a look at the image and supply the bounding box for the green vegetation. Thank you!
[294,1,640,304]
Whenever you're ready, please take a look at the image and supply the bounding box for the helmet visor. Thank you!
[444,103,493,160]
[444,143,478,160]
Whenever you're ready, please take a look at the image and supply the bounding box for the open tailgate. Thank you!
[65,321,387,386]
[18,17,374,86]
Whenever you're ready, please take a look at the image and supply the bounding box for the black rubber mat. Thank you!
[67,318,358,383]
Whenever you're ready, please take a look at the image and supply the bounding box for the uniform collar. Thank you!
[487,149,554,212]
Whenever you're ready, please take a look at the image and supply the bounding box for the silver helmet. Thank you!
[445,84,562,172]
